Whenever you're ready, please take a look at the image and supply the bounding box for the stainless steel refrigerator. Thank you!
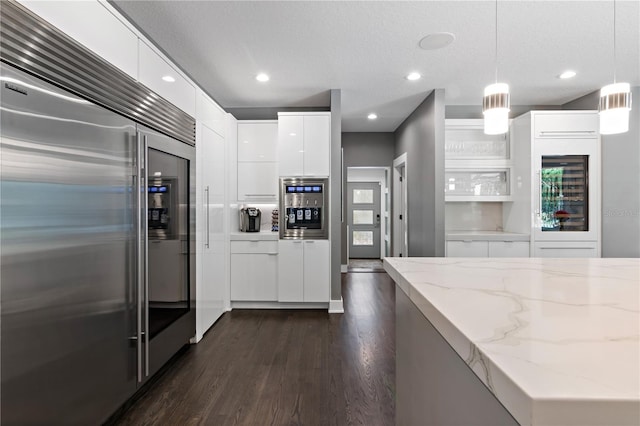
[1,62,196,423]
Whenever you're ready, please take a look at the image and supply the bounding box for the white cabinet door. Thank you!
[138,40,196,116]
[230,253,278,301]
[533,241,598,258]
[197,93,226,137]
[20,1,138,80]
[199,125,226,338]
[446,241,488,257]
[278,240,304,302]
[238,122,278,162]
[278,115,304,176]
[303,240,330,302]
[488,241,529,257]
[303,115,330,176]
[237,162,278,201]
[534,112,598,138]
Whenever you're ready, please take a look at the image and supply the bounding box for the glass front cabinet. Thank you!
[444,119,513,202]
[533,137,600,243]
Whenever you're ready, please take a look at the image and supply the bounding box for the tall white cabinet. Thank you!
[506,111,601,258]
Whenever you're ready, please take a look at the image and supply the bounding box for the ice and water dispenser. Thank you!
[279,178,328,239]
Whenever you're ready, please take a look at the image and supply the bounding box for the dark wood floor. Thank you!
[112,272,395,425]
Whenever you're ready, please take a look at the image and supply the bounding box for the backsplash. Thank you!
[445,202,503,231]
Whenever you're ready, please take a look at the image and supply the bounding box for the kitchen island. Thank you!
[384,257,639,426]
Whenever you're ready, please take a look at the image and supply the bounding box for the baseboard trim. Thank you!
[341,264,348,273]
[231,301,329,310]
[329,298,344,314]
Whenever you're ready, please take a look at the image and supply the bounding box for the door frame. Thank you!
[393,153,408,257]
[347,180,382,259]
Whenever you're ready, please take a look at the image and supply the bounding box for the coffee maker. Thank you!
[240,207,261,232]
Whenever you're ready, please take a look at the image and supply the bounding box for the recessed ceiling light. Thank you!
[368,113,378,120]
[256,73,269,82]
[558,70,577,79]
[418,32,456,50]
[406,72,421,81]
[162,75,175,83]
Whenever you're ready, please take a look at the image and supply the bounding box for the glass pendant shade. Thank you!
[599,82,632,135]
[483,83,510,135]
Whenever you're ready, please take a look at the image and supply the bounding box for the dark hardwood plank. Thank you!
[111,272,395,426]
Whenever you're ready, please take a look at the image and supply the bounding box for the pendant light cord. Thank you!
[613,0,617,83]
[495,0,498,84]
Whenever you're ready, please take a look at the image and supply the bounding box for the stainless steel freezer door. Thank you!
[0,63,138,423]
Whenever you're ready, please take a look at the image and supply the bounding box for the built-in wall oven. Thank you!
[280,178,329,239]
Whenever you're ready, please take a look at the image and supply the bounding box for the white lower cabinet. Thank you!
[488,241,530,257]
[278,240,329,302]
[447,240,530,257]
[230,241,278,301]
[446,241,488,257]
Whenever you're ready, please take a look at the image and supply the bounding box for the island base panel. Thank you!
[396,286,519,426]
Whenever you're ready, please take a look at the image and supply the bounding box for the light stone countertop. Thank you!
[383,257,640,426]
[446,230,530,241]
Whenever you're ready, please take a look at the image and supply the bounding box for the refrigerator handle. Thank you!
[143,134,150,379]
[135,131,143,383]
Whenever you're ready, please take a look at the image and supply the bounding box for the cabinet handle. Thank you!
[539,130,596,134]
[244,194,276,197]
[539,246,593,250]
[267,252,278,255]
[305,240,315,243]
[205,186,210,249]
[292,241,303,244]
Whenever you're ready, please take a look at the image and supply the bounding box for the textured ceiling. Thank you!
[111,1,640,132]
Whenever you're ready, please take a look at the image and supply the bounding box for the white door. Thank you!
[348,182,381,259]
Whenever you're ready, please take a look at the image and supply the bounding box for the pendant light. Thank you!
[483,0,510,135]
[599,0,632,135]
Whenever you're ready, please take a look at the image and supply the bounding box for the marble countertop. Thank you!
[230,231,279,241]
[446,230,530,241]
[384,257,640,426]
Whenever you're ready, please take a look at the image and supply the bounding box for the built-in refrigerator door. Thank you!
[136,125,196,383]
[0,63,138,423]
[532,138,600,243]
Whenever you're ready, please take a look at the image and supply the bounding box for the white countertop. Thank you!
[384,257,640,426]
[446,230,530,241]
[230,231,279,241]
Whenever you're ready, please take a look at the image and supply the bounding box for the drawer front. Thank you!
[488,241,529,258]
[533,242,598,258]
[534,113,598,138]
[230,240,278,254]
[446,241,488,257]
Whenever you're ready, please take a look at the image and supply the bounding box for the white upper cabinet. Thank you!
[19,1,138,80]
[303,115,331,176]
[237,121,278,162]
[534,111,599,138]
[197,93,226,137]
[278,113,330,177]
[138,40,196,117]
[278,115,304,176]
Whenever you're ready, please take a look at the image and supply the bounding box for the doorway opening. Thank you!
[346,167,390,271]
[393,153,408,257]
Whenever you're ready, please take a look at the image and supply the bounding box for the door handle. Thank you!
[143,134,149,379]
[135,131,143,383]
[376,213,381,228]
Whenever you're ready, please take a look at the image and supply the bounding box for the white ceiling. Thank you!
[112,1,640,132]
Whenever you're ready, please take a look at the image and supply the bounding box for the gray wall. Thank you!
[563,88,640,257]
[394,89,446,257]
[330,90,342,301]
[341,132,396,263]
